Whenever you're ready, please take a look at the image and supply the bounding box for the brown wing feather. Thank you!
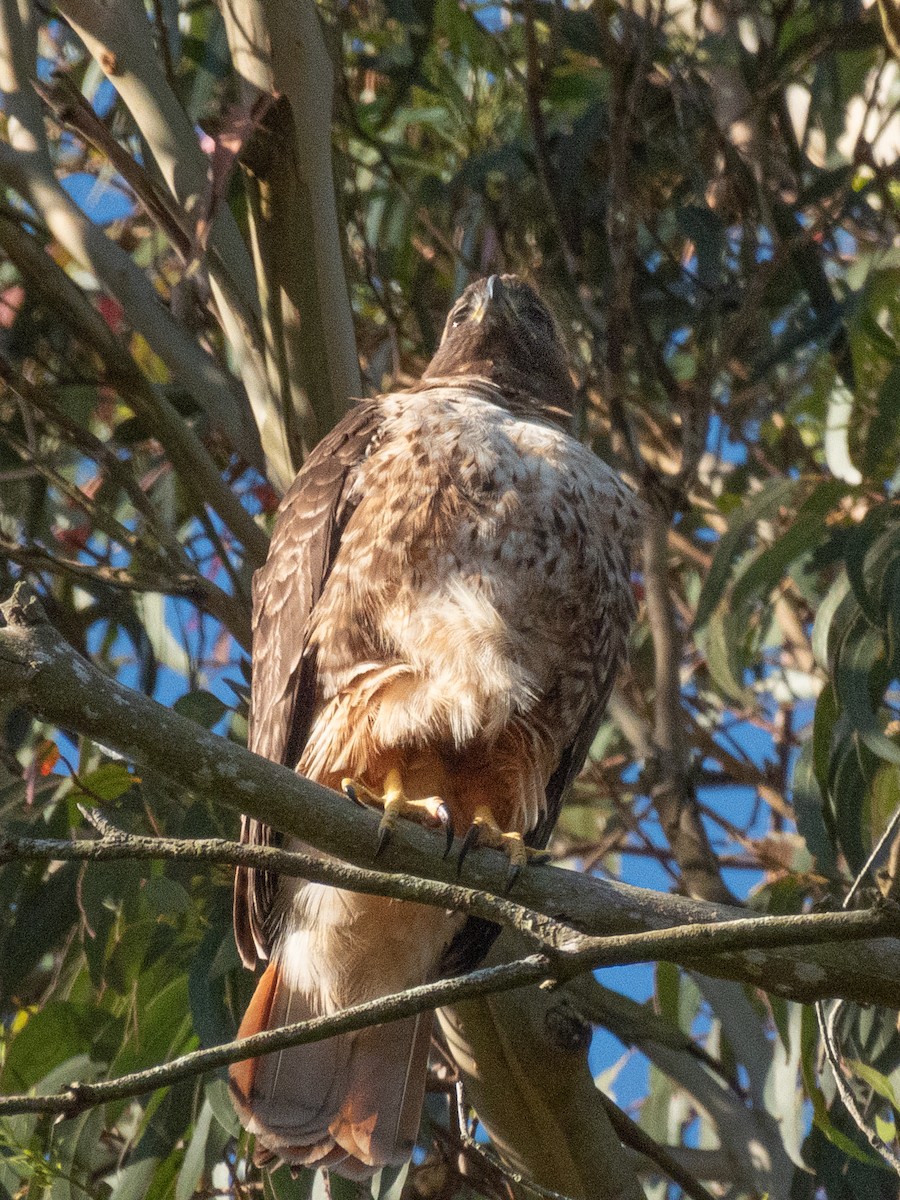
[234,402,382,968]
[530,663,620,852]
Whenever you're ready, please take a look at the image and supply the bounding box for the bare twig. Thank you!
[2,817,572,955]
[455,1083,581,1200]
[568,974,795,1194]
[643,510,735,903]
[1,900,897,1120]
[0,213,269,570]
[2,366,188,563]
[9,817,898,969]
[0,955,551,1118]
[816,999,900,1176]
[0,535,250,649]
[33,74,193,264]
[1,425,144,555]
[0,0,257,460]
[3,583,900,1008]
[594,1092,718,1200]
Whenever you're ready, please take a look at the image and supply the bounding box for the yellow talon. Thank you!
[459,805,547,883]
[341,769,453,856]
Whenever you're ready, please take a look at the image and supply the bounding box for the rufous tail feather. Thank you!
[229,959,433,1180]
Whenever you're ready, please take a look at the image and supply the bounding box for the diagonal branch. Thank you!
[1,903,897,1120]
[0,955,550,1118]
[0,359,253,646]
[1,820,572,955]
[9,818,897,968]
[3,582,900,1008]
[33,74,193,264]
[0,0,257,462]
[0,212,269,570]
[53,0,291,489]
[0,536,251,649]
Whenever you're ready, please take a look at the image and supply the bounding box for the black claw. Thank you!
[457,823,480,875]
[343,781,360,805]
[437,803,454,858]
[375,823,393,858]
[505,863,522,892]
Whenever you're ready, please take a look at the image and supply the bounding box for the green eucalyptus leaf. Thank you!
[704,608,750,702]
[175,1097,214,1200]
[172,690,229,730]
[0,1008,95,1095]
[812,574,852,671]
[730,480,846,612]
[831,739,870,874]
[863,362,900,478]
[694,479,798,628]
[792,740,838,873]
[71,762,138,805]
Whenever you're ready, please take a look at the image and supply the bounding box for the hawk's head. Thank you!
[425,275,574,420]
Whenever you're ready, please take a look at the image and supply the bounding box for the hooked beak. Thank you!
[471,274,507,324]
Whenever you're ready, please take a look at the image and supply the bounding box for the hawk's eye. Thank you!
[452,302,472,327]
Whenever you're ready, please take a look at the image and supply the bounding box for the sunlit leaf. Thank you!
[71,762,139,804]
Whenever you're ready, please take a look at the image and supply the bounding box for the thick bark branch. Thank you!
[3,583,900,1008]
[220,0,363,464]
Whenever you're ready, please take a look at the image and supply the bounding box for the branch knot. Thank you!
[1,581,50,629]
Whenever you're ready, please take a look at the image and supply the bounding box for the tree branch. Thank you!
[570,985,782,1191]
[1,898,897,1121]
[0,955,551,1118]
[594,1093,718,1200]
[33,73,193,265]
[220,0,363,457]
[0,365,252,646]
[3,583,900,1007]
[0,213,269,570]
[0,538,251,649]
[643,508,735,903]
[0,819,570,955]
[8,816,896,970]
[0,0,256,462]
[55,0,277,480]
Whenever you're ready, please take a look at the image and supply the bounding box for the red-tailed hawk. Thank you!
[230,275,641,1179]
